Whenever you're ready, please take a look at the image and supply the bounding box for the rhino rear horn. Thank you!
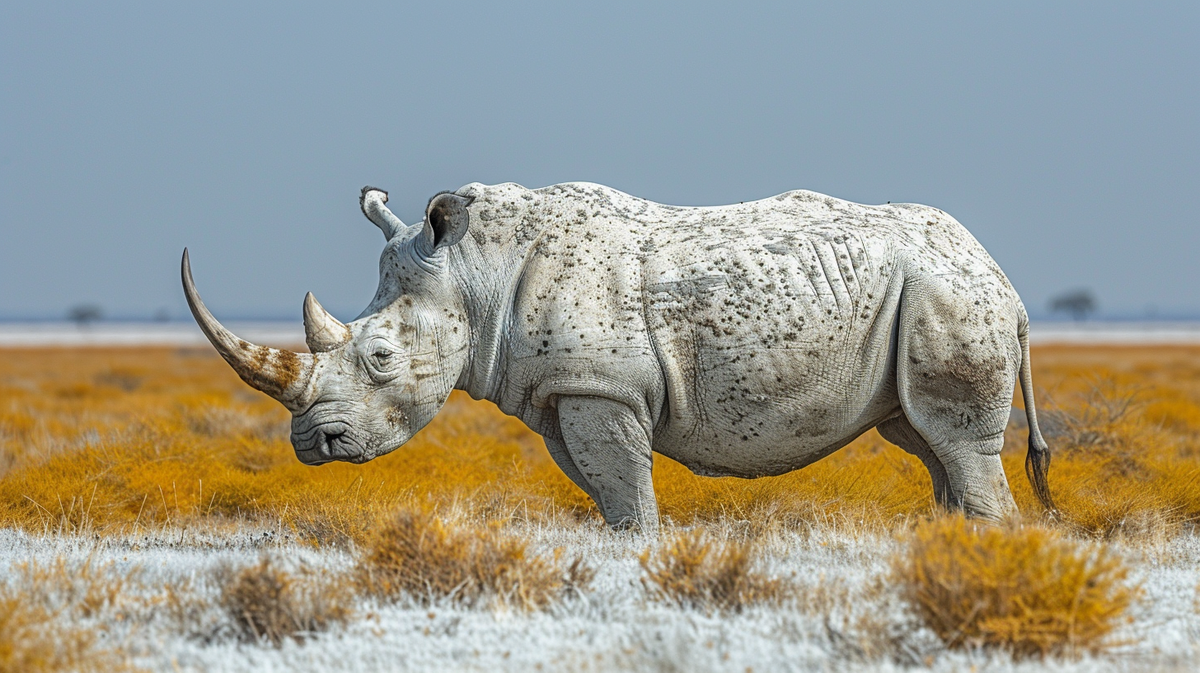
[360,186,408,240]
[181,249,314,407]
[303,292,352,353]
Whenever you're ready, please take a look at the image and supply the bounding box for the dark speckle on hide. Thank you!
[340,180,1033,485]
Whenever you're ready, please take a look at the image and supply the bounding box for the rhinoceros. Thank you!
[182,181,1055,529]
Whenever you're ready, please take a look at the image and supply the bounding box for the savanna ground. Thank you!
[2,344,1200,672]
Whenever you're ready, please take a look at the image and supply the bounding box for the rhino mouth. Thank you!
[291,419,365,465]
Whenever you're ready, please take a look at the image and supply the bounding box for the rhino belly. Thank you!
[649,344,901,478]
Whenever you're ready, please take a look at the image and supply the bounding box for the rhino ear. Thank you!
[421,192,473,251]
[360,186,407,241]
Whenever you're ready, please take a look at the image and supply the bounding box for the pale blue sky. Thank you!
[2,2,1197,320]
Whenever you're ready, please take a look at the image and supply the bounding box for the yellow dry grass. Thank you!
[1,344,1199,541]
[639,529,793,613]
[0,347,587,544]
[358,505,593,610]
[0,596,93,673]
[217,556,354,646]
[1004,346,1200,538]
[0,557,133,673]
[895,515,1136,659]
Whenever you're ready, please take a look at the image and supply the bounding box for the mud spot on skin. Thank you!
[386,404,408,428]
[238,347,301,398]
[273,350,302,391]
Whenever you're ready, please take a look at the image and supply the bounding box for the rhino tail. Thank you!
[1017,317,1057,515]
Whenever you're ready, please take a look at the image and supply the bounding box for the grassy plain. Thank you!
[2,344,1200,669]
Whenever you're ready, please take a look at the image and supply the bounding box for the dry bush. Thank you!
[1003,376,1200,539]
[0,594,90,673]
[0,596,96,673]
[895,515,1136,659]
[217,556,354,646]
[16,556,132,620]
[0,557,133,673]
[639,529,792,613]
[358,506,593,610]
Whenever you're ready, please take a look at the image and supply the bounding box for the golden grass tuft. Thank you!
[0,597,93,673]
[895,515,1136,659]
[217,557,354,646]
[358,505,593,610]
[639,529,792,613]
[0,557,133,673]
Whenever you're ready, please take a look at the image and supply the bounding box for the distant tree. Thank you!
[1049,290,1096,321]
[67,304,103,327]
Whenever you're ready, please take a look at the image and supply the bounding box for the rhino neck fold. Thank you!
[448,240,519,404]
[443,184,554,407]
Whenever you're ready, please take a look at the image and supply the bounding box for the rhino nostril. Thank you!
[324,430,345,446]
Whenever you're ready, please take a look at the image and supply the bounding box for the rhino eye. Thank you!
[362,338,403,380]
[372,347,396,367]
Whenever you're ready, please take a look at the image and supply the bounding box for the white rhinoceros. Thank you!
[182,182,1055,528]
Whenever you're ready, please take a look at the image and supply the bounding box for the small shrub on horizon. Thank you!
[895,515,1136,660]
[358,506,594,611]
[217,557,354,646]
[639,529,793,613]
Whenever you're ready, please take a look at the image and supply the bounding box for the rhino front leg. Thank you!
[541,432,602,507]
[557,395,658,532]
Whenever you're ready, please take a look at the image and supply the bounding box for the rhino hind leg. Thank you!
[557,395,659,531]
[922,435,1015,520]
[877,415,953,509]
[893,274,1021,521]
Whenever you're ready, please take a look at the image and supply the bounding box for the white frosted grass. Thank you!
[0,321,303,348]
[1027,321,1200,345]
[3,525,1199,672]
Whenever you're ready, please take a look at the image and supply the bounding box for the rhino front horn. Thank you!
[303,292,351,353]
[181,249,314,407]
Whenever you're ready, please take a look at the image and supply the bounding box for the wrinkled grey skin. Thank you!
[183,182,1055,530]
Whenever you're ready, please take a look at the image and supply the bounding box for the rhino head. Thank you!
[182,187,474,465]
